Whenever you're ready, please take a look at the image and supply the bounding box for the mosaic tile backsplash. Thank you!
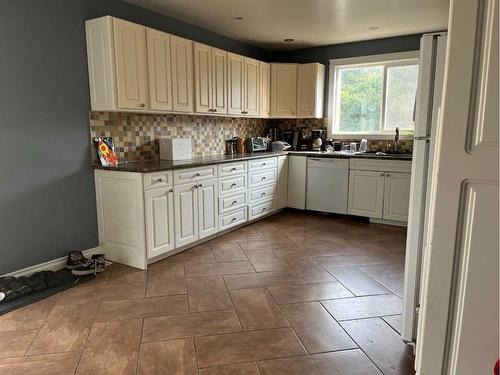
[90,112,268,162]
[89,113,412,163]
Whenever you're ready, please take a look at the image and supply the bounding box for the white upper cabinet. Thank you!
[259,62,271,117]
[296,63,325,118]
[146,28,173,111]
[113,18,149,110]
[170,35,194,112]
[244,57,260,116]
[227,52,245,115]
[194,43,227,114]
[271,63,297,117]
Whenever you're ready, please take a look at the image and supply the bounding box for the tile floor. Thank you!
[0,211,415,374]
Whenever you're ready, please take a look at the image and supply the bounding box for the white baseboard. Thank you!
[2,247,102,278]
[369,218,408,227]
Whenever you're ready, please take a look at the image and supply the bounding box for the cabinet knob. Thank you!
[380,173,385,177]
[386,174,391,177]
[198,183,203,187]
[168,188,173,193]
[195,173,201,177]
[157,177,163,182]
[261,192,266,197]
[261,176,266,181]
[213,109,217,112]
[140,103,145,108]
[262,207,267,212]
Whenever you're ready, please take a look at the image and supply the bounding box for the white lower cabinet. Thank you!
[287,155,307,209]
[145,186,175,259]
[276,155,288,209]
[249,200,274,220]
[198,179,219,239]
[382,172,411,221]
[348,170,385,218]
[219,207,247,230]
[174,182,199,248]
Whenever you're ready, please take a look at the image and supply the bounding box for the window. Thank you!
[330,52,419,137]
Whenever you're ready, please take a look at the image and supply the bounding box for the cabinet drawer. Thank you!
[248,157,277,171]
[249,169,276,188]
[248,200,274,220]
[173,165,218,185]
[219,207,247,230]
[349,158,412,173]
[219,174,247,195]
[218,161,247,177]
[143,171,173,190]
[219,191,247,214]
[248,184,275,205]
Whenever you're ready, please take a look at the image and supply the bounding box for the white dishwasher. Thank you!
[306,157,349,214]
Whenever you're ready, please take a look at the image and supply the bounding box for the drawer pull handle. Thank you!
[261,176,266,181]
[386,174,391,177]
[231,200,238,205]
[198,183,203,187]
[168,188,173,193]
[231,183,237,188]
[261,192,266,197]
[194,172,201,177]
[231,167,237,171]
[231,217,237,222]
[380,173,384,177]
[262,207,267,212]
[261,163,266,166]
[157,177,164,182]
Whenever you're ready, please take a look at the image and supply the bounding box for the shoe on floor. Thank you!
[66,251,89,270]
[71,254,106,276]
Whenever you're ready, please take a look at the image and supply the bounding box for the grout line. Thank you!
[135,318,145,375]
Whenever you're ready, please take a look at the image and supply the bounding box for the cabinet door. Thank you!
[113,18,148,110]
[171,35,194,112]
[259,62,271,117]
[244,57,260,116]
[383,172,411,222]
[276,156,289,209]
[348,170,385,218]
[174,183,198,247]
[146,28,173,111]
[198,179,219,239]
[194,42,212,114]
[227,52,245,115]
[271,64,297,117]
[211,47,227,114]
[287,155,306,209]
[145,187,175,259]
[296,63,315,118]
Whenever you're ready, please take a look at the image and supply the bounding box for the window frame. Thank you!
[328,51,420,139]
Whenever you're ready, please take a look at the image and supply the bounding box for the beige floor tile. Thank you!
[0,294,59,331]
[95,295,189,322]
[195,328,306,368]
[185,261,255,278]
[238,239,296,251]
[0,329,38,358]
[322,294,403,321]
[57,282,146,305]
[159,244,216,265]
[108,263,147,284]
[224,271,300,290]
[146,263,186,297]
[373,276,405,298]
[358,262,405,279]
[138,339,197,375]
[314,253,390,267]
[76,318,142,375]
[326,266,390,296]
[279,302,357,353]
[230,288,289,331]
[382,314,404,334]
[285,255,336,283]
[142,310,241,342]
[186,276,233,312]
[27,303,98,355]
[257,350,381,375]
[268,281,353,304]
[243,249,290,272]
[199,362,260,375]
[0,351,81,375]
[211,242,248,262]
[341,318,414,375]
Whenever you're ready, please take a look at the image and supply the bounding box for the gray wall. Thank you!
[271,34,423,114]
[0,0,268,275]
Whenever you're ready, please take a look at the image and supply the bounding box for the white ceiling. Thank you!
[125,0,449,50]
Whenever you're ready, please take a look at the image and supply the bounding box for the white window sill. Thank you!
[330,133,414,140]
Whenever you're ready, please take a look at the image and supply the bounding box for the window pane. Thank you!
[384,65,419,129]
[338,66,383,132]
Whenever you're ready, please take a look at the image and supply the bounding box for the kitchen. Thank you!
[0,1,497,374]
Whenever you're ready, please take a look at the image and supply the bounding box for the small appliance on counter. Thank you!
[271,141,291,151]
[246,137,268,152]
[225,138,237,154]
[160,138,192,160]
[311,129,326,151]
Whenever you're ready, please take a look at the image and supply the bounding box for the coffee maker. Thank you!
[311,129,325,151]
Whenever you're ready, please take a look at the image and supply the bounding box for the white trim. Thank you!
[327,51,420,138]
[2,247,102,277]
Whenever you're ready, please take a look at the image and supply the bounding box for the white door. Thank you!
[287,155,306,209]
[198,179,218,239]
[382,172,411,222]
[347,170,384,218]
[416,0,499,373]
[271,63,297,117]
[227,52,244,115]
[174,183,199,248]
[144,187,175,259]
[193,42,212,114]
[259,62,270,117]
[244,57,260,116]
[146,28,173,111]
[296,63,315,118]
[113,18,148,110]
[276,156,288,209]
[171,35,194,112]
[211,47,227,114]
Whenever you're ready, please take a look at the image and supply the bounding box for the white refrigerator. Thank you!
[402,32,447,343]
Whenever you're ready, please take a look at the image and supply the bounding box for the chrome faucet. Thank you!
[394,126,400,153]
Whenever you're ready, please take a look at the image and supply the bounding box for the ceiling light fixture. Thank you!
[284,38,294,42]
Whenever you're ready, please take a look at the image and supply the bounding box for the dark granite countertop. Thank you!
[92,150,412,173]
